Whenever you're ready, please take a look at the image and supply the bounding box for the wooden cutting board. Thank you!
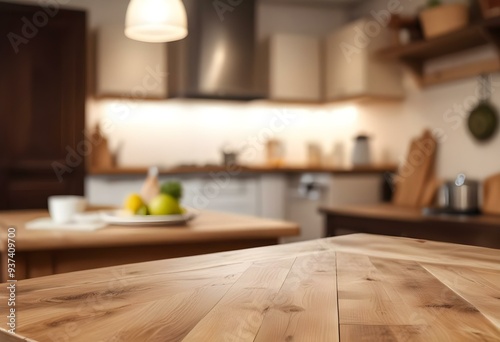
[88,124,115,169]
[393,130,437,208]
[483,173,500,215]
[392,137,418,206]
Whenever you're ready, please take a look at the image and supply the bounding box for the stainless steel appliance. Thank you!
[167,0,264,100]
[437,173,480,214]
[352,135,372,166]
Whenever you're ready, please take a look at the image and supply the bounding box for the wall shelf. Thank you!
[377,17,500,87]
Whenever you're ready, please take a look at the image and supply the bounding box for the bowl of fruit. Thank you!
[101,170,196,226]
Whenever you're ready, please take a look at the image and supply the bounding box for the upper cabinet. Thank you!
[325,18,404,102]
[268,34,322,102]
[92,21,404,103]
[95,26,167,99]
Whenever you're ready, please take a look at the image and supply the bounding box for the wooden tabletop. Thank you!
[0,210,299,251]
[1,234,499,341]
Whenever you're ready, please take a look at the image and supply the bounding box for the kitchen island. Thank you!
[321,204,500,249]
[0,210,299,281]
[1,234,499,341]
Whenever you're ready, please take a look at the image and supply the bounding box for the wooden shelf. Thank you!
[377,18,500,87]
[87,164,398,176]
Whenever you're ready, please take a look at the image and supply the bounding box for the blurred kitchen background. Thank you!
[2,0,500,243]
[80,0,500,177]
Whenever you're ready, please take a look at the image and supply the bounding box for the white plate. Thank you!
[100,209,197,226]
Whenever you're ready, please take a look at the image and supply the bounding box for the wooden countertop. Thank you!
[0,210,299,251]
[88,164,397,176]
[320,204,500,249]
[1,234,499,341]
[319,203,500,228]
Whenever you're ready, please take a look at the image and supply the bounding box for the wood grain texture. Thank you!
[422,263,500,329]
[182,258,296,342]
[0,329,36,342]
[253,250,339,342]
[0,234,498,341]
[337,253,499,341]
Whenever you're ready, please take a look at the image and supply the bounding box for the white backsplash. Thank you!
[89,71,500,181]
[88,99,369,167]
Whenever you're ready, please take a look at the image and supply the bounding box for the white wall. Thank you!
[258,2,349,39]
[350,0,470,19]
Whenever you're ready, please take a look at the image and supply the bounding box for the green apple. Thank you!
[136,205,149,215]
[160,181,182,200]
[148,194,181,215]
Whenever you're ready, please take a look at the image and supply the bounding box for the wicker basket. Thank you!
[419,3,469,39]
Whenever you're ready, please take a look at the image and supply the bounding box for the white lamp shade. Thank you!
[125,0,188,43]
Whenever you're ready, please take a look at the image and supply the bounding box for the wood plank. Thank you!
[182,258,296,341]
[327,233,500,270]
[254,250,339,341]
[423,58,500,87]
[423,263,500,329]
[51,239,277,275]
[87,164,397,176]
[0,329,36,342]
[8,262,252,341]
[337,252,500,341]
[2,239,329,296]
[341,324,429,341]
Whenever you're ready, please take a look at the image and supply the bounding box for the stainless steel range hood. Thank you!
[167,0,264,100]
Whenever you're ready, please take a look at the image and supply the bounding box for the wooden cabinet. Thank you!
[326,18,404,102]
[95,26,167,98]
[0,3,86,210]
[268,34,322,102]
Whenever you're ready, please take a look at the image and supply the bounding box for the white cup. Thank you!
[48,196,87,224]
